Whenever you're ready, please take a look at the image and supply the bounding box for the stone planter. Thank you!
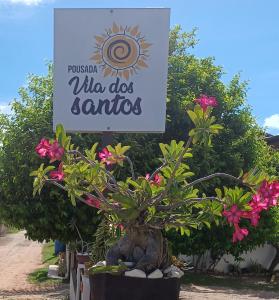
[89,273,180,300]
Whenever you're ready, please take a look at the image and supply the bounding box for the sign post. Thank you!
[54,8,170,133]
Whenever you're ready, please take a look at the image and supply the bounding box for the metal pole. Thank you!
[101,132,114,149]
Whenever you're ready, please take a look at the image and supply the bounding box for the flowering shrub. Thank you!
[222,180,279,242]
[31,96,278,272]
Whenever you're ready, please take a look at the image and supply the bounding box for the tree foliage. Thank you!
[0,65,100,242]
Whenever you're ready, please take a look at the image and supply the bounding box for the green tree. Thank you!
[0,65,100,243]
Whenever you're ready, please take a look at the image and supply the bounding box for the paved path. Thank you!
[0,231,42,291]
[0,231,68,299]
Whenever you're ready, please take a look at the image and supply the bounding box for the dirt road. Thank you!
[0,231,43,291]
[0,231,68,299]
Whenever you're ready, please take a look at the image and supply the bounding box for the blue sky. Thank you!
[0,0,278,134]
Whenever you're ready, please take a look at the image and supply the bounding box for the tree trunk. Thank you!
[106,226,171,274]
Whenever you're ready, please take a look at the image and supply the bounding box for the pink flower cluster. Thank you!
[85,195,101,209]
[194,95,218,112]
[35,138,64,161]
[99,147,114,165]
[35,138,65,181]
[258,180,279,207]
[49,163,64,181]
[223,180,279,243]
[145,173,162,186]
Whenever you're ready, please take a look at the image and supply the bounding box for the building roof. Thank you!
[266,135,279,149]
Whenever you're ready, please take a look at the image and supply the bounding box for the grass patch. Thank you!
[6,226,20,234]
[28,241,64,286]
[42,241,59,265]
[28,268,57,284]
[182,272,279,292]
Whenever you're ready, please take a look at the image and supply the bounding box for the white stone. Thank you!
[147,269,163,279]
[125,269,146,278]
[122,261,135,267]
[93,260,106,267]
[170,271,182,278]
[163,265,182,274]
[163,265,184,278]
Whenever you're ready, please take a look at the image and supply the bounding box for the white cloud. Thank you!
[0,103,12,115]
[2,0,51,5]
[264,114,279,130]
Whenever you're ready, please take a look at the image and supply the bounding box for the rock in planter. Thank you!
[89,273,181,300]
[125,269,146,278]
[163,265,184,278]
[120,261,135,268]
[147,269,163,279]
[106,227,171,273]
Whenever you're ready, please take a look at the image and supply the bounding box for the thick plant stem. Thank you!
[125,156,136,180]
[185,173,248,189]
[106,226,171,273]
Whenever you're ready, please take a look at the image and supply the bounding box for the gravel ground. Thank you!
[0,285,69,299]
[180,284,279,299]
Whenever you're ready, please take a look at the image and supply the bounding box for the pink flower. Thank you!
[258,180,279,208]
[249,193,268,212]
[241,210,261,227]
[35,139,64,161]
[145,173,162,186]
[194,95,218,112]
[232,224,249,243]
[85,195,101,209]
[99,147,114,165]
[250,194,267,212]
[48,140,64,161]
[35,138,51,158]
[223,180,279,243]
[249,212,260,227]
[49,163,64,181]
[222,204,243,224]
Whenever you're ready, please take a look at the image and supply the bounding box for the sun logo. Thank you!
[91,23,151,80]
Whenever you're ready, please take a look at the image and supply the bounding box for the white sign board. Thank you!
[54,8,170,132]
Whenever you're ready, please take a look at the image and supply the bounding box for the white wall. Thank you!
[180,244,279,273]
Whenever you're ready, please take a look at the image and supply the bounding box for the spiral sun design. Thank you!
[91,23,151,80]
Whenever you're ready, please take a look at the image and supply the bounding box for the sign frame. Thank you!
[53,8,170,133]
